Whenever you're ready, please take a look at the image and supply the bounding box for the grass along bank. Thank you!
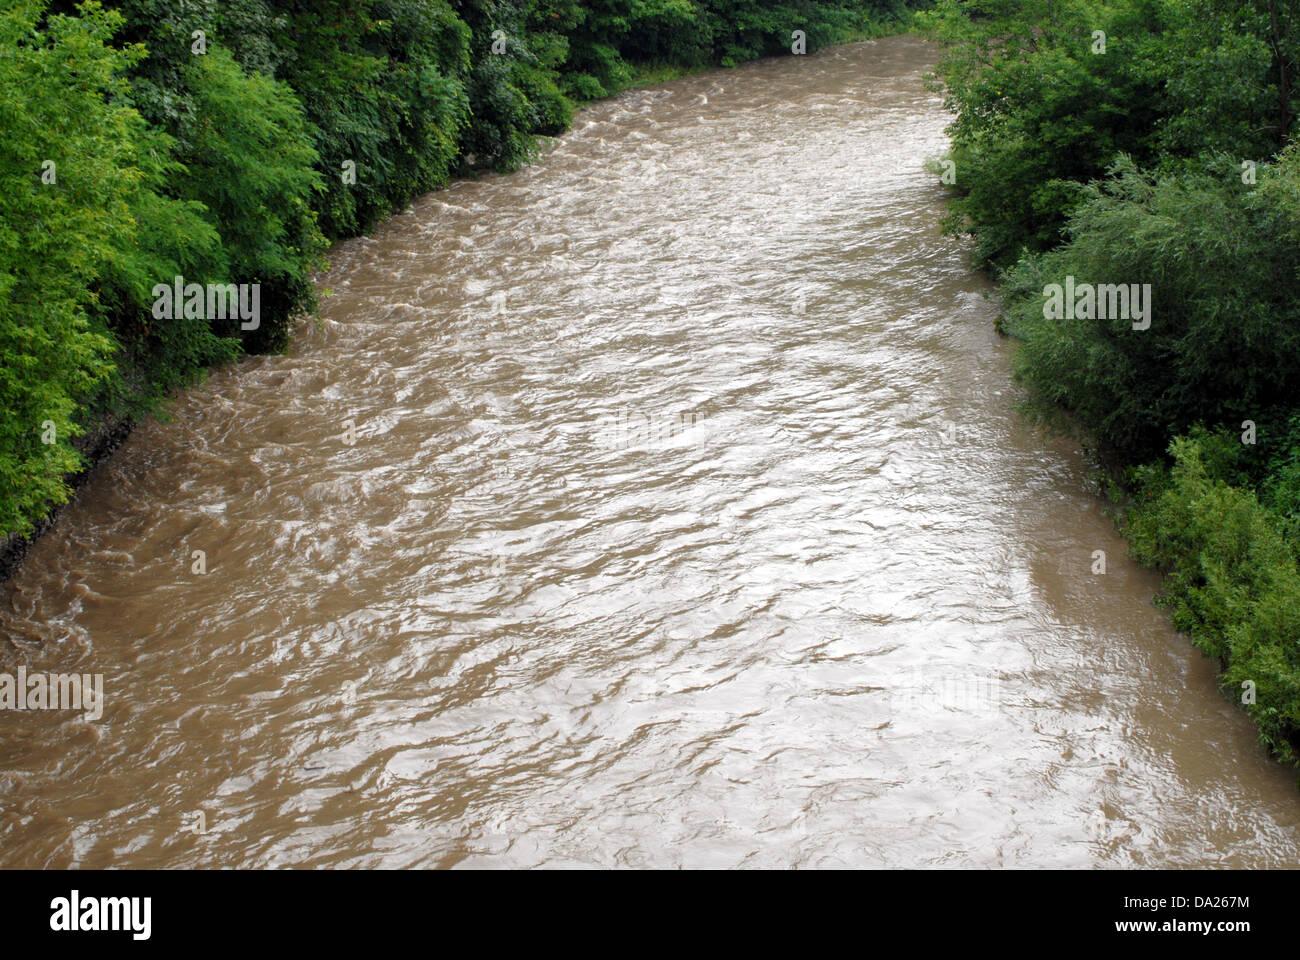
[921,0,1300,772]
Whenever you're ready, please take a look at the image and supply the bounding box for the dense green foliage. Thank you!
[923,0,1296,270]
[1127,433,1300,765]
[0,3,132,536]
[2,0,913,541]
[1000,151,1300,463]
[926,0,1300,768]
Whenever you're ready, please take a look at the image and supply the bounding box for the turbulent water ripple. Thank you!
[1,35,1297,869]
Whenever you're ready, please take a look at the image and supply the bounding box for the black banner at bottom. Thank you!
[0,868,1279,947]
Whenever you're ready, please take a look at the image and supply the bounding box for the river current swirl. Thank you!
[1,35,1297,868]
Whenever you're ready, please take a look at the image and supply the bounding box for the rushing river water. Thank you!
[1,34,1297,869]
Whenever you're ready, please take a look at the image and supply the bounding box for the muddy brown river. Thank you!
[1,34,1297,869]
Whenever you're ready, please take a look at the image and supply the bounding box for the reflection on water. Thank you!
[1,35,1296,869]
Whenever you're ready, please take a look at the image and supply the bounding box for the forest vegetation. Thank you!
[923,0,1300,768]
[7,0,1297,777]
[0,0,913,547]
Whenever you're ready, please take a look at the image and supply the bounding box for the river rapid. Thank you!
[1,34,1297,868]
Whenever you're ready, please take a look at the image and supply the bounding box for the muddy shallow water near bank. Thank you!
[1,34,1297,868]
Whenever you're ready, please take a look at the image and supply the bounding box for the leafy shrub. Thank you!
[0,2,164,535]
[173,46,325,352]
[1001,151,1300,463]
[1127,435,1300,765]
[929,0,1300,772]
[1,0,915,542]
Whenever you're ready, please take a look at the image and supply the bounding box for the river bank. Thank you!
[0,6,917,586]
[4,33,1297,868]
[920,1,1300,776]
